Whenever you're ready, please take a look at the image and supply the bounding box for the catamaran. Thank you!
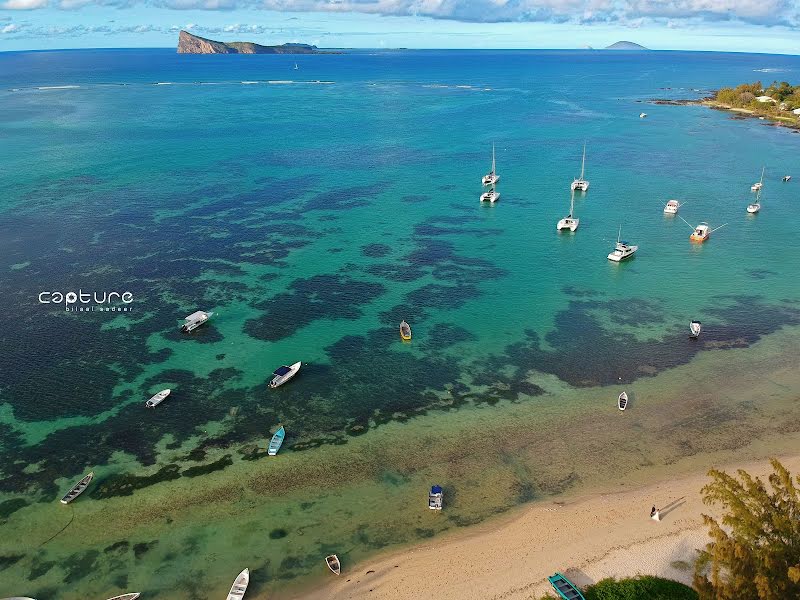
[570,143,589,192]
[557,190,579,232]
[607,226,638,261]
[145,389,171,409]
[268,426,285,456]
[60,472,94,504]
[751,167,765,191]
[269,362,301,388]
[181,310,213,332]
[482,144,499,186]
[226,569,249,600]
[663,199,681,215]
[480,185,500,203]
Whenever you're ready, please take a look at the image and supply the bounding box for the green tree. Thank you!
[694,459,800,600]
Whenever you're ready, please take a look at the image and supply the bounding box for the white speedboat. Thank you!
[618,392,628,411]
[557,190,579,232]
[181,310,213,332]
[751,167,764,192]
[269,362,301,388]
[480,189,500,203]
[639,112,647,118]
[226,568,249,600]
[482,144,499,186]
[607,226,638,262]
[60,471,94,504]
[689,320,702,339]
[663,199,680,214]
[145,389,171,409]
[570,143,589,192]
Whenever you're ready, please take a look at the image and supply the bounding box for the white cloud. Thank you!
[1,22,23,32]
[0,0,48,9]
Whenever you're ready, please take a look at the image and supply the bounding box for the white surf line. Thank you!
[37,85,81,90]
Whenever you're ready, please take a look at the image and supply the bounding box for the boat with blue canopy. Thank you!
[429,485,443,510]
[268,426,285,456]
[548,572,586,600]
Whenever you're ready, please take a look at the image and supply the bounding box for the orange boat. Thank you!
[690,222,710,242]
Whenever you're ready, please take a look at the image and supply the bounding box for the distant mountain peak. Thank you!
[605,41,648,50]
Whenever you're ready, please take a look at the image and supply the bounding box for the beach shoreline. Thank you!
[288,453,800,600]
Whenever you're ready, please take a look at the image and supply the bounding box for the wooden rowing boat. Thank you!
[548,572,586,600]
[226,568,249,600]
[60,472,93,504]
[268,426,285,456]
[325,554,341,575]
[618,392,628,411]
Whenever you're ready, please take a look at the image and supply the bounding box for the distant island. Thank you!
[605,41,648,50]
[177,30,334,54]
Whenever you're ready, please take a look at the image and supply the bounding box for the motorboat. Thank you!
[784,175,792,182]
[663,200,680,215]
[482,144,499,186]
[325,555,341,575]
[400,320,412,340]
[639,112,647,118]
[618,392,628,411]
[145,389,171,409]
[269,362,301,388]
[690,222,710,242]
[226,569,249,600]
[60,472,94,504]
[429,485,443,510]
[607,226,638,262]
[181,310,213,332]
[689,320,702,339]
[268,426,285,456]
[570,143,589,192]
[557,190,579,232]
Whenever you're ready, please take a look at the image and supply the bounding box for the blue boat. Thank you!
[548,573,586,600]
[268,426,285,456]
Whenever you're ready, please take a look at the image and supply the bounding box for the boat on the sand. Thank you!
[548,572,586,600]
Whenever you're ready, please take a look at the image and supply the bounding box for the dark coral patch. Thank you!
[181,454,233,478]
[361,243,391,258]
[0,498,28,520]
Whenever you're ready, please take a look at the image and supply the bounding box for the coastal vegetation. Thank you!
[694,459,800,599]
[709,81,800,123]
[537,576,697,599]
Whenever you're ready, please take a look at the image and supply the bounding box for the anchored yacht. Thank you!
[557,190,579,232]
[570,143,589,192]
[607,226,638,262]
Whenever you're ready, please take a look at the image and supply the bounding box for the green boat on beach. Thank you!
[548,572,586,600]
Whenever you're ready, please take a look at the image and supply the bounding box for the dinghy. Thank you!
[428,485,443,510]
[268,426,285,456]
[325,554,341,575]
[269,362,301,388]
[689,320,702,339]
[105,594,141,600]
[60,471,94,504]
[618,392,628,411]
[145,389,171,408]
[399,320,412,341]
[226,568,249,600]
[548,572,586,600]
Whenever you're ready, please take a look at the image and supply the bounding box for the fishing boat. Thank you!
[268,426,285,456]
[639,112,647,118]
[400,320,412,340]
[607,226,638,262]
[689,320,702,339]
[784,175,792,182]
[751,167,765,192]
[663,199,680,215]
[690,222,709,242]
[556,190,579,232]
[548,572,586,600]
[480,185,500,203]
[145,389,171,409]
[60,471,93,504]
[482,144,499,186]
[181,310,213,332]
[428,485,443,510]
[226,568,249,600]
[325,555,341,575]
[570,143,589,192]
[269,362,301,388]
[105,594,141,600]
[747,186,762,213]
[618,392,628,411]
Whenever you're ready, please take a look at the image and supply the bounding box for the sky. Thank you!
[1,1,799,53]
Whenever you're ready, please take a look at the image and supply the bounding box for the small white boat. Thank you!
[639,112,647,118]
[105,594,141,600]
[480,188,500,203]
[60,471,94,504]
[226,568,249,600]
[268,426,285,456]
[325,555,341,575]
[428,485,443,510]
[607,226,637,262]
[689,320,702,339]
[570,143,589,192]
[400,320,412,340]
[663,199,680,214]
[482,144,499,186]
[618,392,628,411]
[145,389,171,409]
[556,190,579,232]
[293,63,299,70]
[784,175,792,182]
[751,167,764,192]
[182,310,213,332]
[269,361,301,388]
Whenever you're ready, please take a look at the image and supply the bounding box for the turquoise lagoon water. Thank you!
[1,49,800,599]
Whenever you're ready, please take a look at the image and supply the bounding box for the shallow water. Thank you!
[1,49,800,599]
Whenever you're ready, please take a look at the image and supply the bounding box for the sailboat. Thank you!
[556,190,579,232]
[747,175,763,213]
[751,167,765,191]
[293,63,299,70]
[607,225,638,261]
[570,143,589,192]
[480,183,499,203]
[482,144,499,186]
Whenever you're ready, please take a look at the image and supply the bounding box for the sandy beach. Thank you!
[295,454,800,600]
